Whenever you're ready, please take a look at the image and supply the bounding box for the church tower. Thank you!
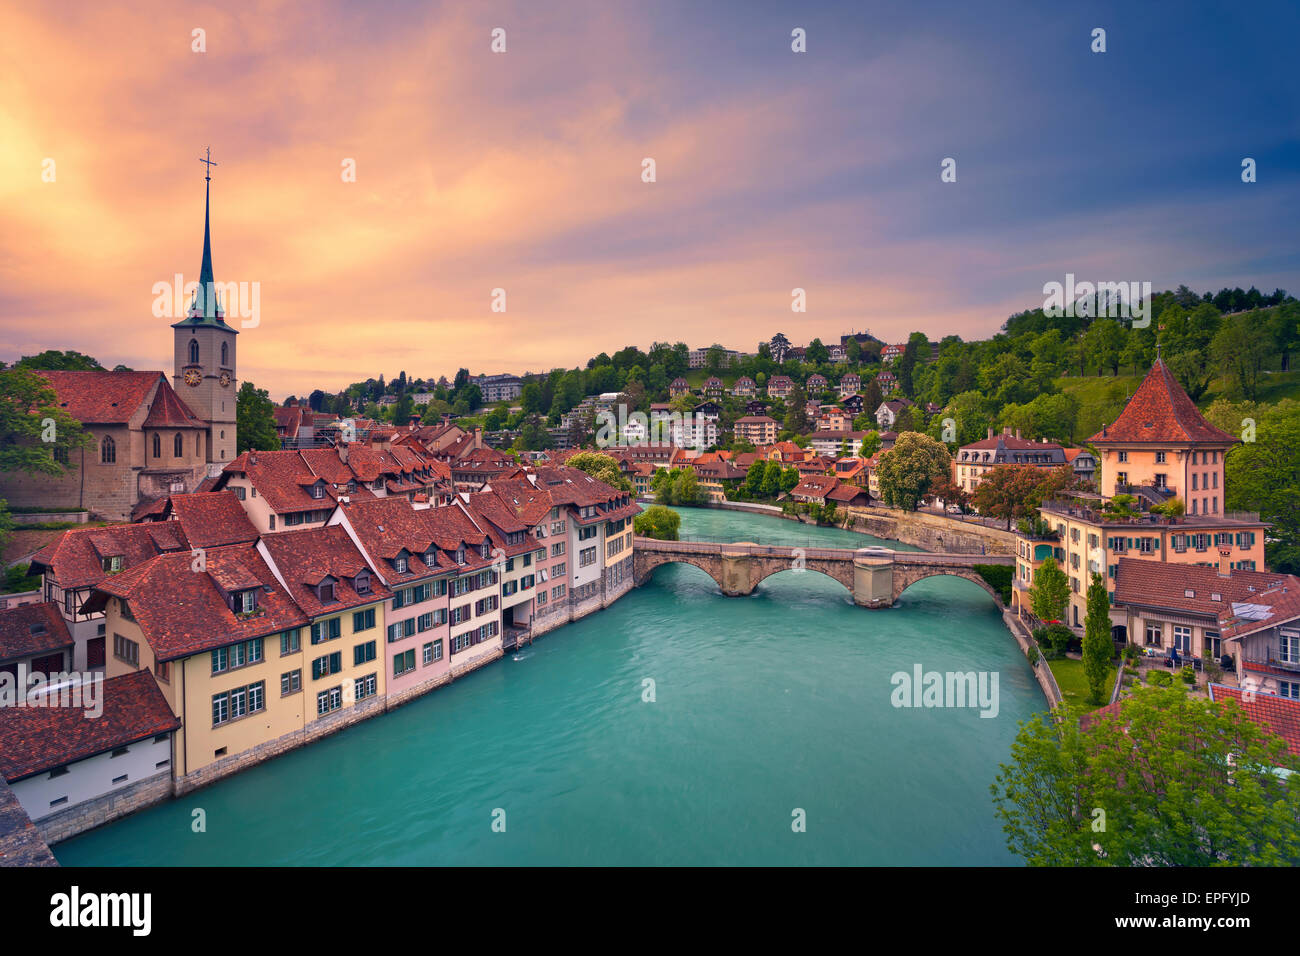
[172,149,238,467]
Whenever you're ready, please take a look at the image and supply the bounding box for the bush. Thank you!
[973,564,1013,605]
[3,563,41,593]
[1025,644,1040,666]
[1180,664,1196,685]
[1123,644,1140,663]
[1042,623,1074,659]
[1205,660,1224,684]
[1148,670,1173,687]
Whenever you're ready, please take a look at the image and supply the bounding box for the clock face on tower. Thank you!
[183,367,202,387]
[219,371,231,388]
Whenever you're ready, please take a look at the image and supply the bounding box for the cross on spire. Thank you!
[199,147,217,181]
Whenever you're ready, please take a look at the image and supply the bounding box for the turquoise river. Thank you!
[56,507,1045,865]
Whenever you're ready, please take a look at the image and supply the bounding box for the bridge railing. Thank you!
[635,537,1013,564]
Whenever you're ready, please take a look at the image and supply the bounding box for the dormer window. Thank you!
[347,479,357,494]
[102,556,123,573]
[393,556,408,574]
[311,483,325,499]
[423,549,437,567]
[355,572,371,595]
[233,590,258,614]
[456,546,466,565]
[479,542,490,559]
[318,581,336,603]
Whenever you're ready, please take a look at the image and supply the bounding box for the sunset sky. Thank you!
[2,0,1297,399]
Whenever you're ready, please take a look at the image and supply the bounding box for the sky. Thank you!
[1,0,1298,399]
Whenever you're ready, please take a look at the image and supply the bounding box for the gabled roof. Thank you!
[29,523,187,590]
[0,670,180,783]
[1090,358,1237,445]
[165,490,259,549]
[142,380,207,429]
[258,526,392,618]
[29,370,168,425]
[88,544,311,661]
[0,602,73,662]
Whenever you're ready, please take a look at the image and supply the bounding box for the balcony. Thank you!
[1243,656,1300,675]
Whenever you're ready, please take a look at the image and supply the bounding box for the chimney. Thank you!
[987,427,994,439]
[1003,426,1012,437]
[1015,429,1021,440]
[1218,548,1232,577]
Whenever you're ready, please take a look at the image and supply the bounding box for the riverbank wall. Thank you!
[45,567,639,848]
[690,499,1018,555]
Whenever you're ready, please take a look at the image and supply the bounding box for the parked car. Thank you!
[946,505,963,515]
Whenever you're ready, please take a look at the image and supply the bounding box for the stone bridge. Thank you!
[632,537,1014,608]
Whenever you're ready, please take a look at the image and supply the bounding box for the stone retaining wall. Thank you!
[37,771,174,846]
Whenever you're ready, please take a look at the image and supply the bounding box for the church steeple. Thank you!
[173,148,228,327]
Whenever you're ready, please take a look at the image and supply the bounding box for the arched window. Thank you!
[152,434,161,458]
[221,342,229,366]
[188,339,199,365]
[174,433,183,457]
[100,435,116,464]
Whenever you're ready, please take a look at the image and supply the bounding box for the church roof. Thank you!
[1090,358,1237,445]
[32,370,170,425]
[171,168,238,332]
[142,379,207,429]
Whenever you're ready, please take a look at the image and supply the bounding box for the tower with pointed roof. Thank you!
[172,151,238,468]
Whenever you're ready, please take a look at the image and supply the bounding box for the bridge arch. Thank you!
[634,553,725,590]
[750,562,855,597]
[893,568,1003,606]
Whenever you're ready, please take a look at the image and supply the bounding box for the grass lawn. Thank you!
[1047,657,1117,712]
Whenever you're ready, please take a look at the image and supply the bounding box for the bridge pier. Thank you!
[852,552,895,608]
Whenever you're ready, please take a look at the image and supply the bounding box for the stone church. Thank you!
[1,171,239,521]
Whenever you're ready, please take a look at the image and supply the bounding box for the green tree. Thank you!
[235,381,280,453]
[783,385,811,434]
[1212,313,1271,400]
[634,505,681,541]
[806,338,829,364]
[0,499,12,559]
[14,349,103,371]
[874,432,951,510]
[1083,318,1125,376]
[1082,573,1113,704]
[991,687,1300,865]
[565,451,633,493]
[1028,555,1069,624]
[0,368,92,474]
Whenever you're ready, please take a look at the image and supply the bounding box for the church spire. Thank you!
[179,148,224,324]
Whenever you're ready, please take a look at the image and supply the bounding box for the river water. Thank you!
[56,507,1043,865]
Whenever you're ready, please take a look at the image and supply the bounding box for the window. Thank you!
[100,435,116,464]
[317,580,336,602]
[552,584,566,600]
[174,432,183,457]
[281,669,302,696]
[197,432,202,456]
[551,542,565,557]
[417,612,433,631]
[394,556,408,573]
[352,608,375,631]
[152,433,161,458]
[580,547,597,568]
[1279,681,1300,701]
[355,572,371,595]
[1205,631,1221,659]
[1173,626,1192,654]
[552,562,566,578]
[354,640,376,665]
[386,618,417,642]
[317,686,342,715]
[221,341,229,366]
[1280,632,1300,665]
[1155,451,1166,463]
[1144,622,1162,647]
[189,339,200,364]
[394,649,416,676]
[212,681,265,726]
[113,633,139,666]
[233,485,246,500]
[537,589,548,606]
[312,651,342,680]
[311,618,342,644]
[311,483,325,499]
[155,659,170,682]
[355,673,377,701]
[1117,451,1128,463]
[103,555,124,573]
[280,628,301,656]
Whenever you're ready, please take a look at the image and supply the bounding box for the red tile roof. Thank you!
[259,526,392,619]
[1114,557,1295,621]
[87,544,311,661]
[28,370,167,425]
[0,603,73,662]
[141,380,207,429]
[0,670,180,782]
[1090,358,1237,445]
[1208,685,1300,757]
[29,523,187,590]
[165,490,260,549]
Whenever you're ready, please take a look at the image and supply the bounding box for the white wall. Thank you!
[12,734,173,821]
